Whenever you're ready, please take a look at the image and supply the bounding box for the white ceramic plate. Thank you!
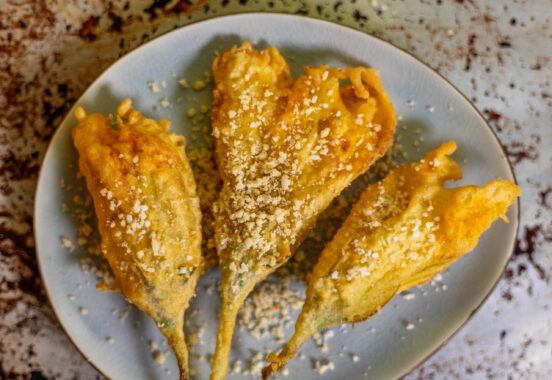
[35,13,518,380]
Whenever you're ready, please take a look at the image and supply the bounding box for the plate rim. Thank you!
[34,11,520,380]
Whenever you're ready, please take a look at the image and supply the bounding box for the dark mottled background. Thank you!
[0,0,550,379]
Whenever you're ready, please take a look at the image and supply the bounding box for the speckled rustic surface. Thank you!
[0,0,550,379]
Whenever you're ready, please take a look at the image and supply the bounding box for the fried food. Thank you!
[188,140,221,270]
[263,142,521,378]
[72,99,202,380]
[210,42,396,379]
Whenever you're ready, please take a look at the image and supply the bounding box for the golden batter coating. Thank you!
[263,142,521,378]
[73,99,202,380]
[188,141,221,271]
[210,42,396,379]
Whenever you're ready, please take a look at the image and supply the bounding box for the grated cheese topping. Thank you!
[212,42,396,294]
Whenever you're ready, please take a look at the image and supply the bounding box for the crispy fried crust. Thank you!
[210,42,396,380]
[263,142,521,378]
[73,99,203,380]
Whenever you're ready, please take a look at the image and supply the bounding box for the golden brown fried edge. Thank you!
[263,142,521,378]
